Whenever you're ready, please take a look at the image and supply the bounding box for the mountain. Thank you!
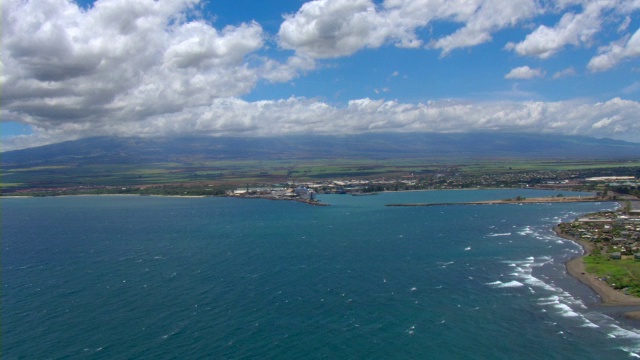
[3,133,640,169]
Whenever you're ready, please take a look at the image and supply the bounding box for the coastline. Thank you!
[386,195,605,207]
[554,225,640,319]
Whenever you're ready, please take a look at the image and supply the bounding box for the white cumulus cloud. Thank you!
[505,66,545,79]
[505,1,607,59]
[2,0,640,152]
[430,0,539,55]
[278,0,541,58]
[1,0,306,134]
[588,28,640,72]
[278,0,389,58]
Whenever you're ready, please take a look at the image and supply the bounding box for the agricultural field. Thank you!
[2,156,640,196]
[3,134,640,196]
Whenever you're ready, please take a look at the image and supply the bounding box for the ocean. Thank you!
[3,189,640,359]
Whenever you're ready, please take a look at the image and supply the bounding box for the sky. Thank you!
[2,0,640,151]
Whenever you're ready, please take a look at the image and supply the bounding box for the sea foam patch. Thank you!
[487,232,512,237]
[486,280,525,288]
[608,325,640,339]
[493,256,598,326]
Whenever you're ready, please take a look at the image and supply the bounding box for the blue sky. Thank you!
[2,0,639,150]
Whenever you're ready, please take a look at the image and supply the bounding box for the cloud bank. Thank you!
[4,97,640,151]
[2,0,640,151]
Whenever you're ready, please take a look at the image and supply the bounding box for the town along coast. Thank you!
[554,206,640,319]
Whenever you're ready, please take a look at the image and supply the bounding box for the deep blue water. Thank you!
[3,189,640,359]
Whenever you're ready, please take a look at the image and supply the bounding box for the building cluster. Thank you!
[229,185,318,202]
[228,174,640,203]
[558,210,640,259]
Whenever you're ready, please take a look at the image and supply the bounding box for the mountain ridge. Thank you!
[3,132,640,169]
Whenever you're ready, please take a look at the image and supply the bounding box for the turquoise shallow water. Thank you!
[3,189,640,359]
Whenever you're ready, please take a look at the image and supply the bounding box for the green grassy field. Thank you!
[584,254,640,297]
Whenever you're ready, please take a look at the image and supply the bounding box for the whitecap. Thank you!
[487,232,512,237]
[518,227,534,235]
[608,325,640,339]
[553,303,580,317]
[580,320,599,328]
[522,274,558,292]
[498,281,525,288]
[626,351,640,359]
[537,296,560,306]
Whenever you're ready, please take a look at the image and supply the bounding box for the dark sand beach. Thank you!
[554,226,640,319]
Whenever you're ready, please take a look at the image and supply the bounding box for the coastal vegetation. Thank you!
[583,254,640,297]
[557,207,640,299]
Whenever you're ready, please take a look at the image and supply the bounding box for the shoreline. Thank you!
[386,195,607,207]
[553,225,640,320]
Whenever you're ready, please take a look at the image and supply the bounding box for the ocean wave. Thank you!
[624,350,640,359]
[580,320,599,328]
[500,281,525,288]
[552,303,580,317]
[608,325,640,339]
[487,232,511,237]
[437,261,454,268]
[486,280,525,288]
[495,253,640,344]
[518,226,534,236]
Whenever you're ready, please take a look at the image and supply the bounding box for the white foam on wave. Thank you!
[504,259,535,266]
[608,325,640,339]
[518,226,534,236]
[626,350,640,358]
[536,296,600,328]
[487,232,512,237]
[580,319,599,328]
[537,295,560,306]
[523,274,557,292]
[500,281,525,288]
[486,280,525,288]
[496,256,600,326]
[553,303,580,317]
